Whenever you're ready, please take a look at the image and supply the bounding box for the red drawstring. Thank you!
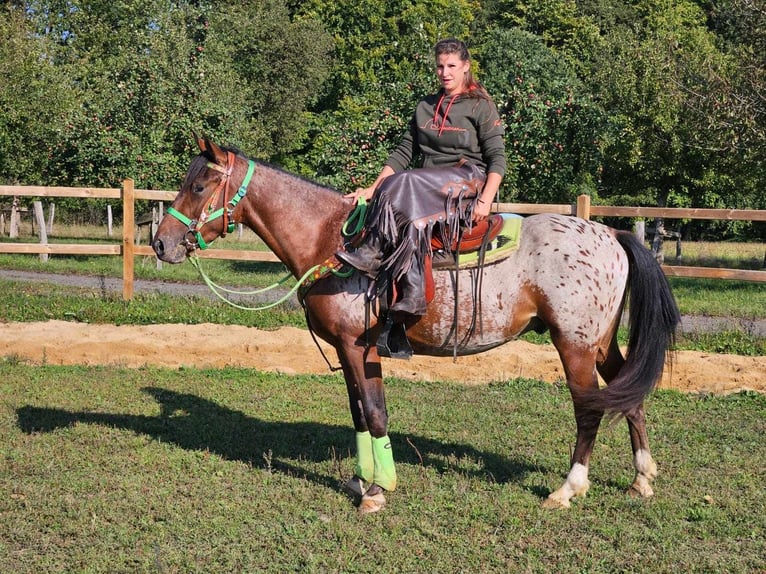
[432,91,458,137]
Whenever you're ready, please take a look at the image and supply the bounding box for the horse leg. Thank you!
[543,343,603,509]
[337,343,396,514]
[597,337,658,498]
[624,404,658,497]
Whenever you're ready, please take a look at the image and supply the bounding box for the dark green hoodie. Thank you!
[385,89,506,177]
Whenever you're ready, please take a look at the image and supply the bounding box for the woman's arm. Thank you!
[473,171,502,221]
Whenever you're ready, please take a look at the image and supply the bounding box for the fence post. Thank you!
[576,194,591,220]
[9,196,20,238]
[122,179,135,300]
[154,202,163,270]
[33,201,48,263]
[47,203,55,235]
[634,220,645,244]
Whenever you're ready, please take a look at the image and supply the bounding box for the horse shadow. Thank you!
[16,387,549,496]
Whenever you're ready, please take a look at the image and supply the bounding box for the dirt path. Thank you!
[1,321,763,395]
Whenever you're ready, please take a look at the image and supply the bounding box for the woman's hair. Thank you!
[433,38,489,99]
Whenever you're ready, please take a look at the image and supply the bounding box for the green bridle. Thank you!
[167,151,256,250]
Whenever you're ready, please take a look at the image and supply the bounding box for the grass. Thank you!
[1,364,764,572]
[660,239,765,271]
[1,227,763,571]
[0,279,307,329]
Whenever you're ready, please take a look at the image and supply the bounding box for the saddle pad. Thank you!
[431,213,523,270]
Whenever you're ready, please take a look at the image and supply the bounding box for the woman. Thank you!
[337,38,506,321]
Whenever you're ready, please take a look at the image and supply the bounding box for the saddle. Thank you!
[421,213,522,303]
[430,213,505,253]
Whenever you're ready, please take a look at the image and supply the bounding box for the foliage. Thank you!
[473,0,604,68]
[480,28,604,202]
[285,0,477,187]
[0,7,81,186]
[1,1,332,218]
[0,0,764,240]
[583,1,741,212]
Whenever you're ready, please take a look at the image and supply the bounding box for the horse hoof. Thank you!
[358,492,386,515]
[342,476,367,499]
[627,482,654,499]
[542,495,571,510]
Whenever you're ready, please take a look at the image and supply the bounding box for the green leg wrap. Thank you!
[372,435,397,491]
[354,431,374,483]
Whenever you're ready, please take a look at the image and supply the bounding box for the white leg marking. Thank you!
[630,448,657,498]
[358,492,386,515]
[543,463,590,509]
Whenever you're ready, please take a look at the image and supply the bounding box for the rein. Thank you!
[165,155,369,368]
[186,198,369,311]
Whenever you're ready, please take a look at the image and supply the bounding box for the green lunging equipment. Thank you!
[354,431,374,483]
[372,435,397,491]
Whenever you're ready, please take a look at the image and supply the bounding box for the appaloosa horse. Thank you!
[152,136,680,513]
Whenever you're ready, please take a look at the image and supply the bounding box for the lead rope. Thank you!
[189,254,320,311]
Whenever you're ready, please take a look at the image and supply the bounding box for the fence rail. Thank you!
[1,181,764,299]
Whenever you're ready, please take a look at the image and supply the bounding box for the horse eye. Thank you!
[193,184,205,194]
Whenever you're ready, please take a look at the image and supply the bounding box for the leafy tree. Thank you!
[8,0,331,191]
[585,1,736,213]
[0,6,81,185]
[697,0,766,237]
[473,0,603,72]
[1,0,331,223]
[202,1,333,159]
[480,28,605,203]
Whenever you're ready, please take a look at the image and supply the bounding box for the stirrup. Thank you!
[376,316,413,360]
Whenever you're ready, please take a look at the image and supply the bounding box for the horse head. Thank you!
[153,135,256,263]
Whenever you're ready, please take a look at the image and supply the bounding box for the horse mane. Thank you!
[217,144,344,198]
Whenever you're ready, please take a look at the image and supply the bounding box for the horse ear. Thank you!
[193,133,226,164]
[193,131,206,152]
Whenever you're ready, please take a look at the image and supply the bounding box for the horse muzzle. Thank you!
[151,234,190,264]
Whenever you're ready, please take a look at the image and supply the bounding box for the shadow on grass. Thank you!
[16,387,545,495]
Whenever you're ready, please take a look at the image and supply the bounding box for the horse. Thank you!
[152,136,680,514]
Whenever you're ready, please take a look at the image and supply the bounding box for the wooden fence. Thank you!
[1,181,764,300]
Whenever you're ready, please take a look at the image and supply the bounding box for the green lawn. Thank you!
[1,364,764,573]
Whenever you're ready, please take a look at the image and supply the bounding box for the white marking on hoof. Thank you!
[542,494,571,509]
[342,476,367,499]
[629,449,657,498]
[358,492,386,515]
[544,463,590,509]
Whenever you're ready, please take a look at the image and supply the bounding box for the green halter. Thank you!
[167,155,256,250]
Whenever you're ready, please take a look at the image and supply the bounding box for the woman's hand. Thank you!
[346,165,395,204]
[472,198,491,222]
[345,185,376,204]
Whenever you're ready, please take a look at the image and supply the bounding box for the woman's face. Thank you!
[436,53,470,95]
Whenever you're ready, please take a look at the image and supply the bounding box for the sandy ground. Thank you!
[1,320,763,395]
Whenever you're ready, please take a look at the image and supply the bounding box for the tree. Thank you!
[480,28,605,203]
[0,5,81,185]
[585,1,738,215]
[6,0,332,193]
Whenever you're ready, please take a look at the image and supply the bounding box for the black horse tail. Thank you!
[584,231,681,413]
